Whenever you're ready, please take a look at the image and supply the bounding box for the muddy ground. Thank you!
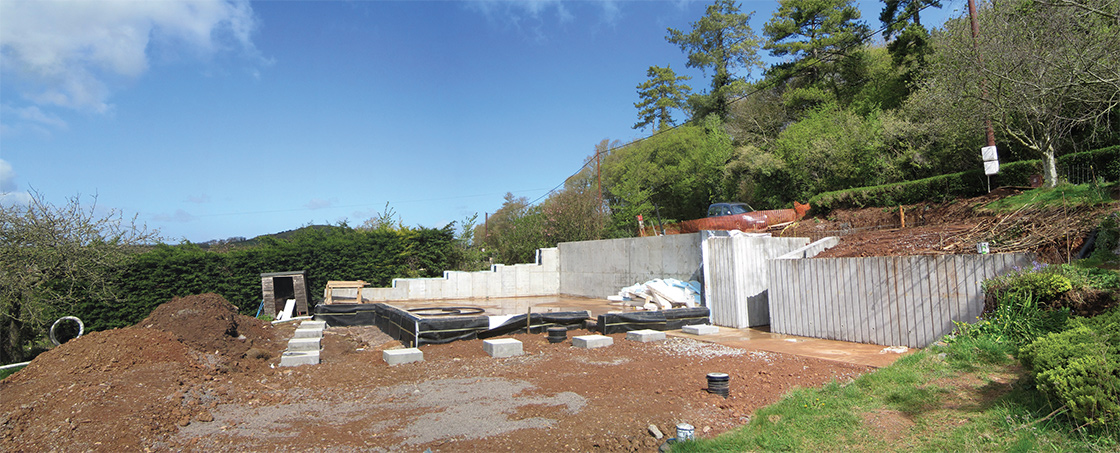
[1,294,870,452]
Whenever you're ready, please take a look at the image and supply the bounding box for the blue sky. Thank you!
[0,0,963,243]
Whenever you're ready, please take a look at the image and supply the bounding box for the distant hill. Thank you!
[195,224,344,250]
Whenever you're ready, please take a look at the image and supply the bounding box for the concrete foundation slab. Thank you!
[292,328,323,339]
[383,348,424,366]
[483,338,524,358]
[683,324,719,335]
[287,337,321,352]
[626,329,667,342]
[573,334,614,349]
[280,350,320,367]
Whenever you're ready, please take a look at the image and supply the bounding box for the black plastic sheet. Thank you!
[597,307,710,334]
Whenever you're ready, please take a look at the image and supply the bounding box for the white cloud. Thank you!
[0,0,261,113]
[305,198,336,210]
[187,194,212,204]
[152,209,196,223]
[0,159,32,207]
[0,159,18,193]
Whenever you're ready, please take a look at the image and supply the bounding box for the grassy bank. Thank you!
[673,341,1118,451]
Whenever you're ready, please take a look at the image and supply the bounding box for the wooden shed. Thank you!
[260,270,310,317]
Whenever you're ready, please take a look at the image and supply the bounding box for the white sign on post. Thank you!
[981,145,999,175]
[981,145,998,162]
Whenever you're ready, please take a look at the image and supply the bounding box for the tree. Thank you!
[762,0,871,104]
[479,193,547,265]
[604,115,734,230]
[0,193,159,363]
[879,0,941,80]
[921,0,1120,187]
[666,0,762,120]
[633,66,692,133]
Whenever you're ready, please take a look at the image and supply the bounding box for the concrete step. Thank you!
[280,350,320,367]
[287,337,321,352]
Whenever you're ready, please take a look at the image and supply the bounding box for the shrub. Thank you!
[1019,308,1120,428]
[808,146,1119,214]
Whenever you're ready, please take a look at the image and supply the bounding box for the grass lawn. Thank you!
[672,340,1119,452]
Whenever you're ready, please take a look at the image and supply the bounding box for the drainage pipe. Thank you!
[49,316,84,346]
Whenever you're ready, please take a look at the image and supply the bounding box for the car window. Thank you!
[730,204,750,214]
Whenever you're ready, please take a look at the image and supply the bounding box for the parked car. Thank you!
[707,202,754,217]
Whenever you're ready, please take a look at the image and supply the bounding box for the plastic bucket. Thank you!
[676,423,695,441]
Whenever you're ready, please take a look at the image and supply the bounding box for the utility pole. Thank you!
[967,0,996,149]
[596,146,603,213]
[968,0,999,190]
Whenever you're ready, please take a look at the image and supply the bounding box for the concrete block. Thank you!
[626,329,667,342]
[483,338,524,358]
[300,320,326,330]
[280,350,320,367]
[683,324,719,335]
[573,334,614,349]
[383,348,424,366]
[292,328,323,339]
[287,337,321,351]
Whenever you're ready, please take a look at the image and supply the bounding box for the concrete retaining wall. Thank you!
[701,236,812,328]
[558,233,704,298]
[767,252,1035,348]
[353,248,560,302]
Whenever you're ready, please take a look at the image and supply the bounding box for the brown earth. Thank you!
[784,188,1117,262]
[2,294,872,452]
[3,192,1115,452]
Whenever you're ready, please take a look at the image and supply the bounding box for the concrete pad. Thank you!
[573,334,613,349]
[483,338,524,358]
[280,350,320,367]
[292,328,323,339]
[383,348,424,366]
[683,324,719,335]
[287,337,321,352]
[626,329,666,342]
[300,320,326,330]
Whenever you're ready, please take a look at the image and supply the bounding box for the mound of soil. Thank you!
[139,293,282,372]
[0,328,207,452]
[1,294,288,452]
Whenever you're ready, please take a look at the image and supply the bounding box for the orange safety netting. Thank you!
[642,202,810,236]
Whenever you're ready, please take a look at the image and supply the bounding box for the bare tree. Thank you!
[0,192,158,363]
[922,0,1120,186]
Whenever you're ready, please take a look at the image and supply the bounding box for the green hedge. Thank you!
[809,146,1119,214]
[76,225,457,331]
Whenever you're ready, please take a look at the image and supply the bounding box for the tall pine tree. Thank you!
[666,0,761,121]
[763,0,870,103]
[633,65,692,132]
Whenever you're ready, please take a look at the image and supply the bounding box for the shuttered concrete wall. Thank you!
[766,253,1034,348]
[702,236,810,328]
[559,233,704,298]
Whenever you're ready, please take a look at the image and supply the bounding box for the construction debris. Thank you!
[609,279,701,310]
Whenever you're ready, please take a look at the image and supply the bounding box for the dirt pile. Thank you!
[139,293,281,372]
[789,189,1115,261]
[1,294,285,452]
[0,328,206,452]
